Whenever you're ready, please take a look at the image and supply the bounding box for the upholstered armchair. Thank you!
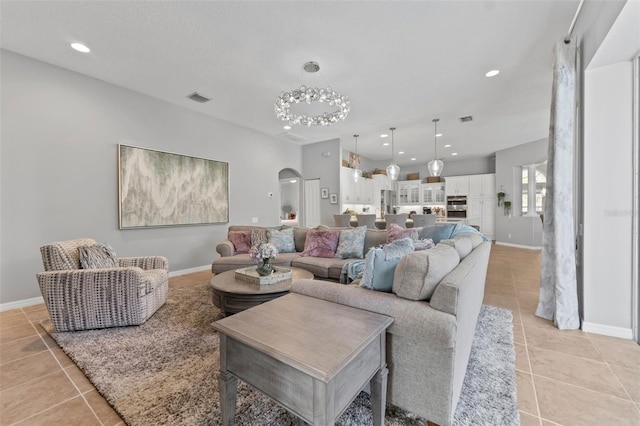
[37,238,169,332]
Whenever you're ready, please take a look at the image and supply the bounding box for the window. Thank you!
[521,161,547,216]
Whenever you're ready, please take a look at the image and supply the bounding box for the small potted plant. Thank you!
[497,186,506,206]
[503,200,512,216]
[249,242,279,276]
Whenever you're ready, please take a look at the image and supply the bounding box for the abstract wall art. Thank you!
[118,145,229,228]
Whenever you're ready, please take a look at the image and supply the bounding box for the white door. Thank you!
[304,179,321,228]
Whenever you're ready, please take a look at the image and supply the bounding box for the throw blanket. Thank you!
[340,260,366,284]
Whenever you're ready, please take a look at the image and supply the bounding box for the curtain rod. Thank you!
[565,0,585,43]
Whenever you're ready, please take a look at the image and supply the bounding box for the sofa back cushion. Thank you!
[360,238,415,292]
[419,224,457,243]
[439,237,473,260]
[392,243,460,301]
[267,227,296,253]
[364,229,388,252]
[335,226,367,259]
[300,229,340,258]
[228,230,252,254]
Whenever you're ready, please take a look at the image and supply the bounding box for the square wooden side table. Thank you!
[212,292,394,425]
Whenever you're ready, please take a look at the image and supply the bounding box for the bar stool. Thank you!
[356,214,377,229]
[333,214,353,227]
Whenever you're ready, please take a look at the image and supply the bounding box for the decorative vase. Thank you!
[256,259,273,276]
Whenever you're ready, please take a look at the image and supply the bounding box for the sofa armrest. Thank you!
[291,279,456,347]
[118,256,169,271]
[216,240,235,257]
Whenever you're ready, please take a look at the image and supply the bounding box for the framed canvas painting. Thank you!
[118,145,229,228]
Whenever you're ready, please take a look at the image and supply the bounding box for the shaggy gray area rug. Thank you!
[43,281,519,426]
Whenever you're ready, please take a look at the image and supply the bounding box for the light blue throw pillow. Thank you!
[360,238,415,292]
[335,226,367,259]
[451,224,490,241]
[267,227,296,253]
[420,224,457,243]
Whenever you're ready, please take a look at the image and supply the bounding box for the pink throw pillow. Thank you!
[301,229,340,258]
[387,223,418,243]
[228,231,251,254]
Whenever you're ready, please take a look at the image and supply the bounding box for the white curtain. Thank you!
[535,37,580,330]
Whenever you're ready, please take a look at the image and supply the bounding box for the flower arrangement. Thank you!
[249,242,279,276]
[249,242,279,263]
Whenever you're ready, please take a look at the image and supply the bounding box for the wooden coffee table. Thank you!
[209,267,313,316]
[212,293,393,425]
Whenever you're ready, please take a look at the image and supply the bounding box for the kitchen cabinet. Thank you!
[469,174,495,199]
[445,176,470,196]
[467,197,495,240]
[340,167,373,204]
[422,182,445,204]
[397,180,421,204]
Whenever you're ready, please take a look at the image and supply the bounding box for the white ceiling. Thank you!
[0,0,581,166]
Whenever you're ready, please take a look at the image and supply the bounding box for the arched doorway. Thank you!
[278,168,302,226]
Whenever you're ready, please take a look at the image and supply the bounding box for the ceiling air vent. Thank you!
[276,132,308,143]
[187,92,211,103]
[459,115,473,123]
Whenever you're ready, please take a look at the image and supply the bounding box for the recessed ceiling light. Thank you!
[383,142,389,146]
[411,157,417,161]
[444,144,452,148]
[436,133,443,137]
[452,152,458,156]
[485,69,500,77]
[283,125,291,130]
[290,179,297,183]
[70,42,90,53]
[399,151,405,155]
[380,134,388,138]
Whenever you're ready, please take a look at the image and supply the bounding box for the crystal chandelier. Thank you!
[386,127,400,181]
[428,118,444,177]
[353,134,362,183]
[274,62,350,127]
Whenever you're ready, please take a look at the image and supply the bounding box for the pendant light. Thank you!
[353,134,362,182]
[386,127,400,181]
[428,118,444,177]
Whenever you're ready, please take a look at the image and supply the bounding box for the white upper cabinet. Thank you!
[469,174,495,199]
[445,176,470,196]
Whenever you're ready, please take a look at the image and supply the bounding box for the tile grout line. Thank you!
[28,314,107,426]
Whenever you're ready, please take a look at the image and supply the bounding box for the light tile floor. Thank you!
[1,246,639,425]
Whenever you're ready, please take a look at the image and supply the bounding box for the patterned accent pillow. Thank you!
[387,223,419,243]
[78,243,117,269]
[267,227,296,253]
[300,229,340,258]
[335,226,366,259]
[228,231,251,254]
[250,228,268,248]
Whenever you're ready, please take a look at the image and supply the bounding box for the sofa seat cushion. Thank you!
[393,244,460,301]
[212,253,300,274]
[291,256,352,279]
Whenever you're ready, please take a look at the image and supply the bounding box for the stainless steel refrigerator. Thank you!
[380,190,396,215]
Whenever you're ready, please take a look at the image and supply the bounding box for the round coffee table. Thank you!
[210,267,313,316]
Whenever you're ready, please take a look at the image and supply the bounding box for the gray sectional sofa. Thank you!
[212,225,391,279]
[211,224,492,426]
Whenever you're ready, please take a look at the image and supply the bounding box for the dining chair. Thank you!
[333,214,353,227]
[356,214,377,229]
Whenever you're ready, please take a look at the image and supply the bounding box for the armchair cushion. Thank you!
[78,243,117,269]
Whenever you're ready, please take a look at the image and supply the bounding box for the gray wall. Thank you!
[0,50,302,304]
[495,138,547,247]
[303,139,341,226]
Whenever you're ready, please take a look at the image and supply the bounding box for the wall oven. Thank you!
[447,196,467,219]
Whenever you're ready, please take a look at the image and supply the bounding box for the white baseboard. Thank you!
[168,264,211,277]
[1,265,211,312]
[0,296,45,312]
[582,321,634,340]
[495,241,542,250]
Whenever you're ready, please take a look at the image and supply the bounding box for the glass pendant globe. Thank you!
[428,159,444,177]
[386,164,400,181]
[353,168,362,182]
